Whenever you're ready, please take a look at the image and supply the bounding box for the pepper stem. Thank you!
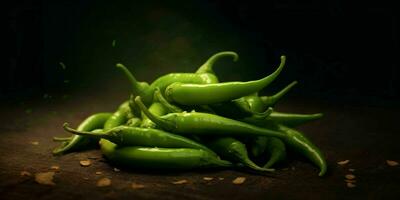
[135,96,176,131]
[63,123,110,139]
[243,158,275,172]
[116,63,149,97]
[252,107,274,119]
[261,81,298,106]
[257,55,286,89]
[196,51,239,74]
[153,87,183,113]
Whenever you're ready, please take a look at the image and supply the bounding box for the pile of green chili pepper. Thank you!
[53,51,327,176]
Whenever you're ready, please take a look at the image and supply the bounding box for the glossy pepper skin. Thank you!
[242,112,324,128]
[273,124,326,176]
[125,117,142,127]
[164,56,285,105]
[117,51,238,105]
[52,112,112,155]
[135,96,285,139]
[153,87,183,113]
[63,124,216,155]
[263,137,287,169]
[206,137,274,172]
[99,139,233,170]
[104,101,132,130]
[260,81,298,107]
[139,102,167,128]
[211,81,297,119]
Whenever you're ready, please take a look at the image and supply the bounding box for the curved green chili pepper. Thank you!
[153,87,183,113]
[209,94,265,119]
[270,124,326,176]
[129,94,142,118]
[117,52,238,105]
[135,96,285,139]
[263,137,287,169]
[125,117,142,127]
[63,123,216,155]
[164,55,286,105]
[206,137,274,172]
[115,64,151,103]
[242,112,323,128]
[260,81,297,107]
[250,136,269,157]
[52,112,112,155]
[99,139,233,170]
[140,102,167,128]
[104,101,132,131]
[234,93,267,113]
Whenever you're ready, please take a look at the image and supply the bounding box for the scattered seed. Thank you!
[131,182,145,189]
[348,168,355,172]
[83,177,89,180]
[346,182,356,188]
[35,172,55,186]
[337,160,350,165]
[113,168,120,172]
[95,171,103,175]
[172,180,188,185]
[31,141,39,145]
[345,174,356,180]
[218,177,224,180]
[97,178,111,187]
[232,177,246,185]
[386,160,399,166]
[345,179,356,183]
[20,171,32,177]
[203,177,214,181]
[80,160,91,167]
[50,166,60,171]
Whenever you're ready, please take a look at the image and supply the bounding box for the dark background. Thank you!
[2,1,400,199]
[4,0,399,105]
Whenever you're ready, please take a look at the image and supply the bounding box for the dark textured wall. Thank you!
[4,0,399,105]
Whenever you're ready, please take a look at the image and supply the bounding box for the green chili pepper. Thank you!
[140,102,167,128]
[263,137,287,169]
[164,56,285,105]
[272,124,326,176]
[210,81,296,119]
[52,112,112,155]
[242,111,323,128]
[99,139,233,170]
[135,96,285,139]
[117,52,238,105]
[125,117,142,127]
[250,136,269,157]
[209,94,265,119]
[104,101,132,131]
[129,94,141,118]
[63,123,216,155]
[234,93,267,113]
[260,81,297,107]
[206,137,274,172]
[153,87,183,113]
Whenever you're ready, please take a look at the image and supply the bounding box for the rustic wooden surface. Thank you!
[1,82,399,200]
